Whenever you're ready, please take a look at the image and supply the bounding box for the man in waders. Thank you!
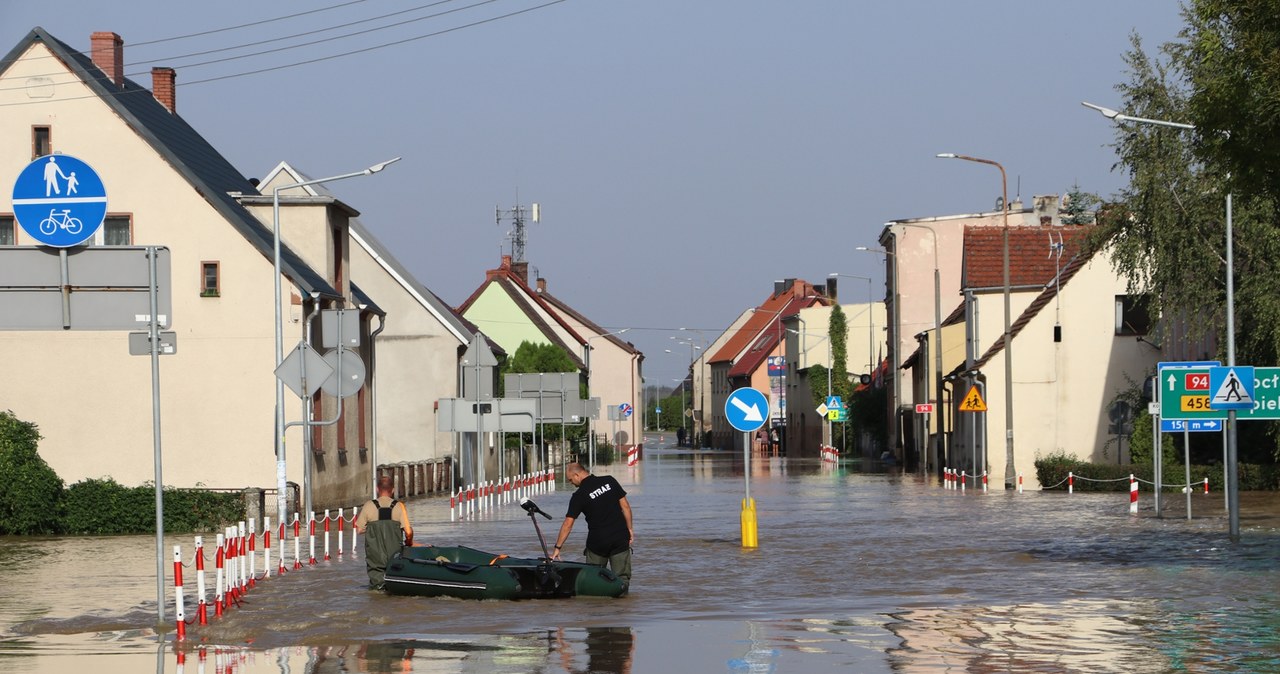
[549,462,633,588]
[354,475,414,589]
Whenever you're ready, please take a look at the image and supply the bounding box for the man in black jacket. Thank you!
[550,462,633,585]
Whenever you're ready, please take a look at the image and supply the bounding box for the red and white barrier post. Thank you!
[350,507,359,556]
[323,509,332,561]
[1203,477,1210,494]
[262,516,271,579]
[1068,471,1074,494]
[173,546,186,641]
[982,472,989,493]
[308,511,317,566]
[213,533,225,618]
[293,513,303,570]
[1017,474,1024,494]
[1129,474,1139,514]
[337,508,346,556]
[278,518,287,575]
[194,536,207,625]
[961,471,967,492]
[247,519,257,588]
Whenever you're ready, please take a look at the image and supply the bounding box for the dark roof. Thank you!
[962,225,1094,292]
[537,287,640,356]
[0,28,337,298]
[350,282,383,316]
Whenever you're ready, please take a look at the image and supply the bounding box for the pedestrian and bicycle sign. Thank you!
[12,154,107,248]
[725,387,768,433]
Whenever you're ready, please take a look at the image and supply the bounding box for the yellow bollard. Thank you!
[740,497,758,548]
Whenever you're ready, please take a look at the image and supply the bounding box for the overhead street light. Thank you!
[271,157,400,529]
[1083,100,1241,541]
[936,152,1015,489]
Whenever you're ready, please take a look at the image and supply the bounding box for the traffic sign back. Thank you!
[12,155,107,248]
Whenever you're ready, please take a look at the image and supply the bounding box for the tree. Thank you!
[0,410,64,535]
[1061,183,1099,225]
[829,305,851,403]
[499,341,585,449]
[1102,17,1280,462]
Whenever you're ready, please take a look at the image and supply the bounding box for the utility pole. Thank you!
[496,199,540,263]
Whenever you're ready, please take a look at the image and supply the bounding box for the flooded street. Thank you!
[2,437,1279,672]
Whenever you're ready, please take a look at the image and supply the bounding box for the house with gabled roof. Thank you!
[241,162,480,481]
[706,279,830,453]
[936,223,1157,488]
[0,28,377,508]
[531,276,644,455]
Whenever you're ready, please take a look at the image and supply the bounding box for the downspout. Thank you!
[368,313,386,498]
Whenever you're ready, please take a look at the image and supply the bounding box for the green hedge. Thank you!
[0,411,65,535]
[1035,452,1280,492]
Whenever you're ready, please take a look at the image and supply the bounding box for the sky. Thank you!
[1,1,1187,383]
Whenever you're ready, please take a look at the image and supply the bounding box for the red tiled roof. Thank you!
[710,280,829,379]
[456,256,589,369]
[963,225,1094,291]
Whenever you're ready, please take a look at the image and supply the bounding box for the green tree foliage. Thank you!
[829,306,852,403]
[61,478,244,535]
[1102,16,1280,462]
[1061,183,1099,225]
[0,411,64,535]
[500,340,586,447]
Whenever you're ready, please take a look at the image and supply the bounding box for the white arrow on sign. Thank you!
[1166,373,1177,390]
[731,395,764,422]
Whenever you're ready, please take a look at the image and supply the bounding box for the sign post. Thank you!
[725,387,768,548]
[1157,361,1221,517]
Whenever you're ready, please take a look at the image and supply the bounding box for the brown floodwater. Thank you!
[2,437,1278,673]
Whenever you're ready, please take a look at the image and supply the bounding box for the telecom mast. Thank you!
[496,200,540,263]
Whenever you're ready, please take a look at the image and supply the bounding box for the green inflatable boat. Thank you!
[382,544,628,599]
[382,498,628,600]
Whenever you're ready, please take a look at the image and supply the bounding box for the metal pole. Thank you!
[147,247,165,624]
[1226,191,1240,541]
[743,431,751,501]
[999,166,1015,488]
[1184,427,1192,519]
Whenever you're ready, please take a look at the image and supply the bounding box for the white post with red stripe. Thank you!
[961,471,967,492]
[194,536,207,625]
[323,509,332,561]
[350,507,359,556]
[247,519,257,588]
[278,518,287,575]
[173,546,186,641]
[292,513,303,570]
[1018,474,1024,494]
[338,508,346,556]
[237,522,247,596]
[262,516,271,579]
[308,511,317,566]
[213,532,225,618]
[982,472,989,493]
[1203,477,1210,495]
[1129,474,1139,514]
[1068,471,1074,494]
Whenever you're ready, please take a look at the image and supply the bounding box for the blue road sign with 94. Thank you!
[12,154,107,248]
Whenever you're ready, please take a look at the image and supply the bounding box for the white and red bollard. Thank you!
[323,509,332,561]
[278,519,287,575]
[308,512,317,566]
[982,472,989,493]
[1204,477,1210,494]
[262,516,272,579]
[247,519,257,588]
[960,471,967,492]
[293,513,303,570]
[1017,474,1024,494]
[338,508,346,556]
[173,546,186,641]
[1129,474,1139,514]
[1068,471,1074,494]
[350,507,359,556]
[194,536,207,625]
[214,533,225,618]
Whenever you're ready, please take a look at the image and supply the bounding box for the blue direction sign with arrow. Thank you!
[725,387,768,433]
[1160,418,1223,433]
[12,154,107,248]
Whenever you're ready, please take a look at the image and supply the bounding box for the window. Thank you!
[0,215,14,245]
[32,126,50,158]
[1115,295,1152,336]
[201,261,220,297]
[102,215,131,245]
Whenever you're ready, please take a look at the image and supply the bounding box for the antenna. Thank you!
[496,198,540,263]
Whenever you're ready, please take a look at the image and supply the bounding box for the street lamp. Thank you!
[855,246,902,460]
[1083,101,1241,540]
[272,157,399,529]
[671,336,702,446]
[936,152,1015,489]
[585,328,629,470]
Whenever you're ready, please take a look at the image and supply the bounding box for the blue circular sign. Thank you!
[11,154,107,248]
[725,387,769,433]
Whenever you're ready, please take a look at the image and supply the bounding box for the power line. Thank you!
[0,0,567,106]
[130,0,372,47]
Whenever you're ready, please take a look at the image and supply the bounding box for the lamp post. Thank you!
[678,327,707,445]
[827,273,877,376]
[1083,101,1240,541]
[585,328,629,470]
[936,152,1015,488]
[671,336,701,446]
[272,157,399,529]
[855,246,902,460]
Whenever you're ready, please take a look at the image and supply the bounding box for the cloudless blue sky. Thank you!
[2,2,1186,383]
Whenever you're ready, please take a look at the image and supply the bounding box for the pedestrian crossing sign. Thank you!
[958,386,987,412]
[1209,366,1255,410]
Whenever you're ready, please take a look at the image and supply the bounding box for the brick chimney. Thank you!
[90,32,124,88]
[511,261,529,287]
[151,67,176,113]
[536,277,546,293]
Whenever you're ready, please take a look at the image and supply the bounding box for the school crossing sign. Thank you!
[12,154,107,248]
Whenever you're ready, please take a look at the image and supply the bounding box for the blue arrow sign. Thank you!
[725,387,769,433]
[12,154,107,248]
[1160,419,1224,433]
